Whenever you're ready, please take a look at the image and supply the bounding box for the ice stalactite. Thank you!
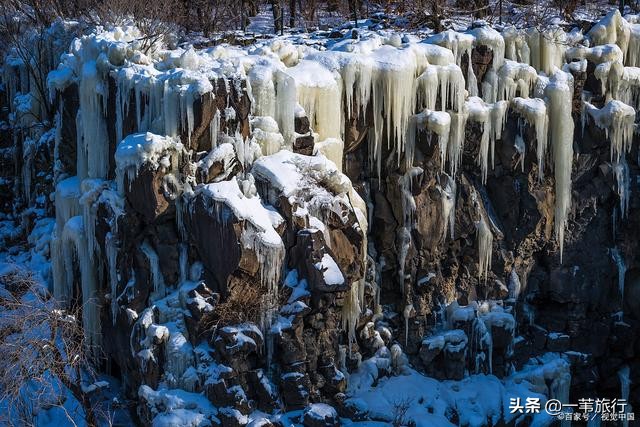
[179,243,188,285]
[273,70,296,147]
[526,28,568,75]
[416,64,465,114]
[466,25,505,103]
[54,176,82,230]
[338,345,348,377]
[248,62,277,119]
[588,9,630,61]
[141,240,166,300]
[106,233,120,324]
[465,97,508,183]
[370,47,420,176]
[59,216,101,351]
[339,54,375,128]
[477,216,493,282]
[610,247,627,301]
[613,66,640,111]
[403,304,414,347]
[503,27,531,64]
[79,178,109,259]
[425,30,478,96]
[399,167,423,229]
[618,365,632,427]
[78,61,109,180]
[511,97,549,180]
[545,71,574,262]
[287,60,343,141]
[447,112,468,178]
[251,116,285,156]
[550,367,572,427]
[584,100,635,162]
[613,156,631,218]
[396,226,412,294]
[21,138,34,204]
[566,44,623,98]
[342,283,361,349]
[508,269,521,300]
[470,315,492,374]
[440,174,457,240]
[408,110,451,170]
[209,109,221,150]
[52,176,82,302]
[497,60,537,101]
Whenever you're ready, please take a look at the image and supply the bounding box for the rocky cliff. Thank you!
[2,9,640,426]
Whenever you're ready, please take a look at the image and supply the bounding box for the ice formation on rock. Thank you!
[511,97,548,179]
[545,71,575,261]
[31,9,640,423]
[477,216,493,282]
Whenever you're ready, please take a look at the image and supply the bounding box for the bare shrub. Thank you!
[0,267,101,427]
[203,275,266,328]
[391,396,414,427]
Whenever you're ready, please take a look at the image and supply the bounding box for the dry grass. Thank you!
[202,275,266,329]
[0,267,100,426]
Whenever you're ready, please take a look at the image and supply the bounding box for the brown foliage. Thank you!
[203,275,266,328]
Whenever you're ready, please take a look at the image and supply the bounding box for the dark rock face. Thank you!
[6,18,640,426]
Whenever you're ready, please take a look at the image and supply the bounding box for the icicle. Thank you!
[618,365,632,427]
[611,247,627,300]
[441,174,457,240]
[403,304,413,347]
[477,217,493,282]
[209,109,221,149]
[288,60,343,141]
[106,233,119,324]
[399,167,422,227]
[274,70,296,147]
[409,109,451,170]
[497,60,537,101]
[550,368,572,427]
[544,71,574,262]
[396,226,411,294]
[584,100,635,162]
[470,316,492,374]
[342,283,361,349]
[587,9,630,60]
[368,47,424,175]
[57,216,102,351]
[508,269,521,300]
[79,61,109,179]
[338,345,348,377]
[179,243,188,284]
[511,97,549,179]
[613,157,631,218]
[466,97,508,183]
[141,240,166,299]
[526,28,568,75]
[447,112,468,177]
[503,26,531,64]
[163,80,180,138]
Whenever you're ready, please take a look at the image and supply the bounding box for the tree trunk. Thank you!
[270,0,282,33]
[289,0,296,27]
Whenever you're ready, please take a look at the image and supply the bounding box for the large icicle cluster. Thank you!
[39,9,640,412]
